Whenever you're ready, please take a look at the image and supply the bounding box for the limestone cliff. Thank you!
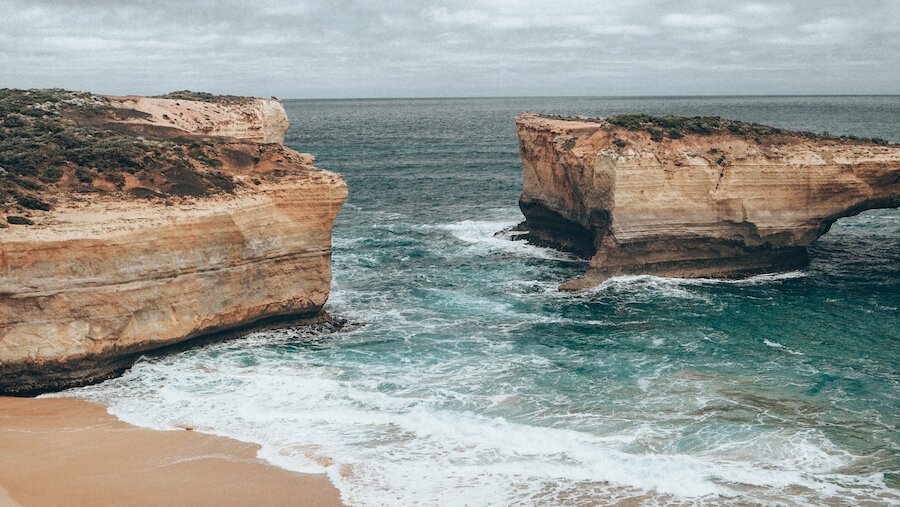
[107,93,289,144]
[0,90,347,394]
[514,113,899,290]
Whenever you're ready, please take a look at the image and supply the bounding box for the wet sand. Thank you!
[0,396,343,507]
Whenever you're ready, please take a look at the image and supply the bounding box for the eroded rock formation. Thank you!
[105,93,290,143]
[514,113,899,290]
[0,90,347,394]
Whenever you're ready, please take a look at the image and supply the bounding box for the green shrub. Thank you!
[75,168,94,183]
[3,115,27,128]
[41,166,64,182]
[16,194,50,210]
[103,172,126,188]
[6,215,33,225]
[205,171,235,193]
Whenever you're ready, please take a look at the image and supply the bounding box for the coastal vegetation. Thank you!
[534,112,890,145]
[0,88,239,215]
[155,90,256,105]
[605,114,891,144]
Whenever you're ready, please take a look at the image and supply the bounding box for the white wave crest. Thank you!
[434,219,581,261]
[50,351,897,506]
[764,339,805,356]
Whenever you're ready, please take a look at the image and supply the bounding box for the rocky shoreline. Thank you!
[4,94,898,393]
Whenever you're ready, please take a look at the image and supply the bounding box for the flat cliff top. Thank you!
[517,112,895,146]
[0,88,312,226]
[153,90,259,105]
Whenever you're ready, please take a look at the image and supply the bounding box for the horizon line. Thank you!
[278,93,900,101]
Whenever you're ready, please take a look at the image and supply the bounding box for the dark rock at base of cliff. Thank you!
[562,243,810,291]
[0,311,349,397]
[512,200,597,258]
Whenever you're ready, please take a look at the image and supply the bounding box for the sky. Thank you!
[1,0,898,98]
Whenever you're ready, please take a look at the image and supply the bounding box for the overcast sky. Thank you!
[1,0,898,98]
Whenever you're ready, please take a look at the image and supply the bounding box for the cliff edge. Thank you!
[514,113,899,290]
[0,89,347,394]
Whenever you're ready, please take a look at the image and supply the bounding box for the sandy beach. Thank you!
[0,396,343,507]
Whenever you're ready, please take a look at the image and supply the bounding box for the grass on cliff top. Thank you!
[534,113,890,144]
[605,114,891,144]
[0,88,238,214]
[155,90,259,105]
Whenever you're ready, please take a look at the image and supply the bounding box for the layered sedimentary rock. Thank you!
[0,90,347,394]
[515,113,899,290]
[105,93,289,143]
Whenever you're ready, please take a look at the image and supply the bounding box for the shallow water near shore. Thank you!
[62,97,899,505]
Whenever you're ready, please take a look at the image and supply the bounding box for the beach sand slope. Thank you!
[0,397,342,507]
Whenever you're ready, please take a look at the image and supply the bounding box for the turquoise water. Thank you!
[66,97,899,505]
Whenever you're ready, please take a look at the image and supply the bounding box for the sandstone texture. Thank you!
[514,113,899,290]
[106,93,289,144]
[0,90,347,394]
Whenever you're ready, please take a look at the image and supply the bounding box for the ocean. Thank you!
[63,97,899,505]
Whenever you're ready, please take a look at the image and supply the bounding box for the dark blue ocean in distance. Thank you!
[68,97,899,506]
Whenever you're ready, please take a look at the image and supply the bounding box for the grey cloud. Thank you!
[0,0,897,97]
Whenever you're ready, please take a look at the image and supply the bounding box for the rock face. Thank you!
[105,94,289,143]
[515,113,899,290]
[0,91,347,394]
